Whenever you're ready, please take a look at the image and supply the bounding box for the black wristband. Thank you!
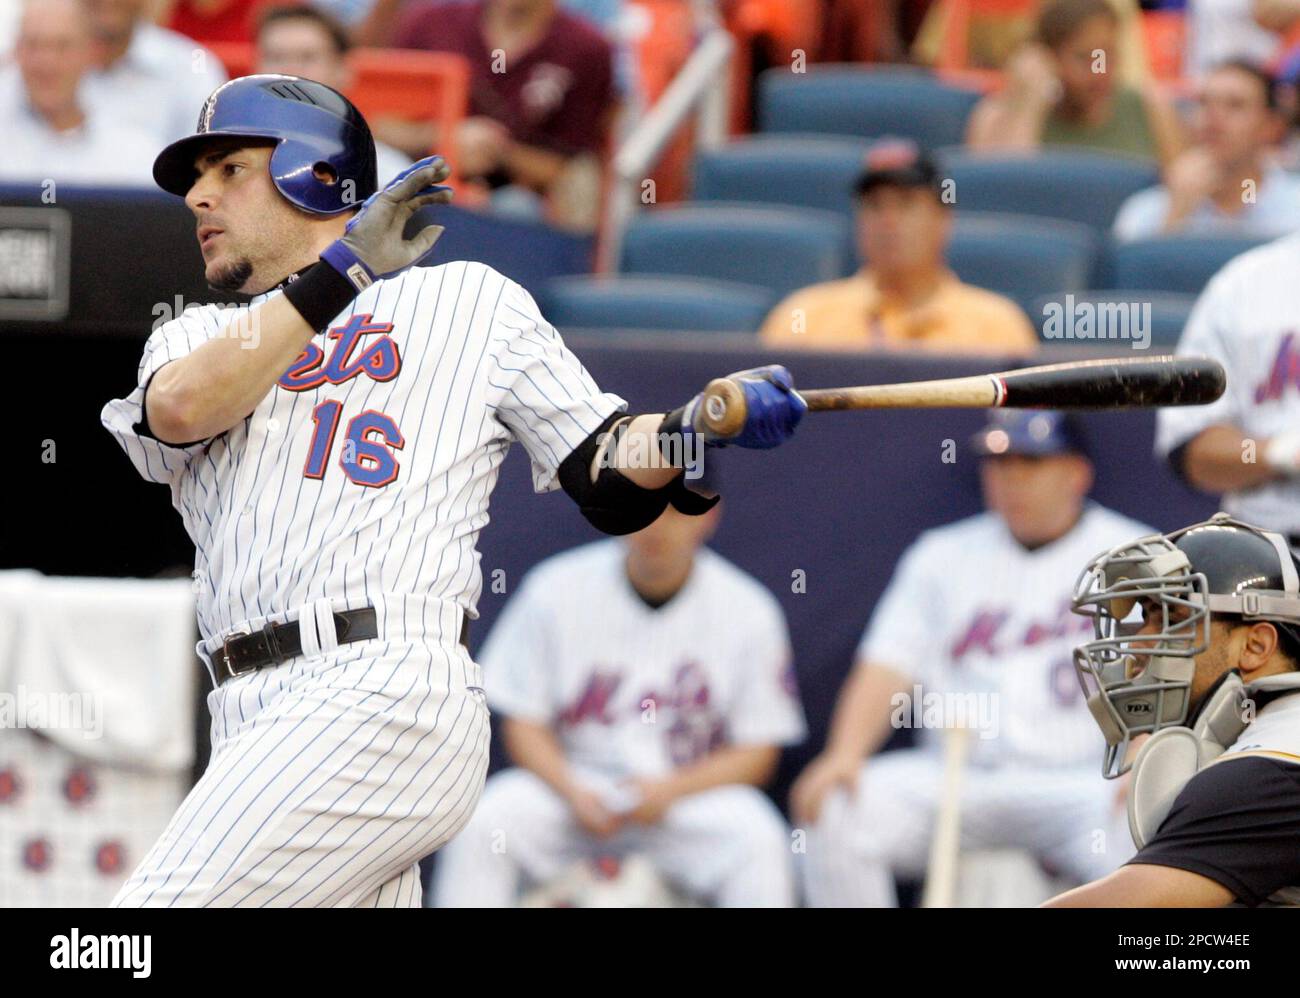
[281,261,360,332]
[658,406,689,466]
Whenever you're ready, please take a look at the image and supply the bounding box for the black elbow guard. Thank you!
[558,414,719,535]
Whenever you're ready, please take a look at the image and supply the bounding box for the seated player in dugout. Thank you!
[98,75,803,907]
[1047,515,1300,907]
[791,411,1153,907]
[432,500,807,907]
[758,141,1038,356]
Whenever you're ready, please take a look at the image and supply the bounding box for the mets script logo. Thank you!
[277,314,405,487]
[278,314,400,391]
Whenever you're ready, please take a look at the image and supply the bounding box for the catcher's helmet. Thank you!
[1072,512,1300,777]
[153,75,378,215]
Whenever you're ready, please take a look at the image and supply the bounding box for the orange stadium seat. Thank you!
[206,40,255,79]
[1140,10,1186,82]
[626,0,696,207]
[199,43,473,194]
[347,48,471,184]
[722,0,822,134]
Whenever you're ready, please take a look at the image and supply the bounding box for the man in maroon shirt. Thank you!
[373,0,615,230]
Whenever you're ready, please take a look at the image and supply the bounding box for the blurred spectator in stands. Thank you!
[81,0,228,143]
[0,0,156,186]
[760,142,1037,354]
[432,505,805,907]
[313,0,381,31]
[966,0,1184,166]
[1114,61,1300,240]
[915,0,1151,85]
[364,0,616,232]
[1185,0,1279,79]
[159,0,264,44]
[254,4,413,183]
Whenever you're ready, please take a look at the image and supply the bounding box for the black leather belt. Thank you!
[214,607,469,684]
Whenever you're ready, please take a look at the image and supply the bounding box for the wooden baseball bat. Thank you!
[921,725,972,909]
[696,355,1226,438]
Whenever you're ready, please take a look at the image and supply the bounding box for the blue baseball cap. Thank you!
[970,410,1090,459]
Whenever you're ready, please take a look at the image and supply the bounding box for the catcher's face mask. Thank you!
[1072,516,1300,778]
[1071,533,1211,779]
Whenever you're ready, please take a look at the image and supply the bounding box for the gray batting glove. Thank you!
[320,156,454,291]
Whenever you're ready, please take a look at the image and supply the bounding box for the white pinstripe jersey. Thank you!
[858,504,1154,769]
[1157,232,1300,533]
[481,540,807,779]
[101,261,626,671]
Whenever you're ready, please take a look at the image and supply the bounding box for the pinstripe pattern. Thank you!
[1156,234,1300,533]
[101,261,621,906]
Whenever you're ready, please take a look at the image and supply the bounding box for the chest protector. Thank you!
[1128,672,1300,906]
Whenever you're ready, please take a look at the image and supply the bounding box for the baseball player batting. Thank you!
[99,75,805,907]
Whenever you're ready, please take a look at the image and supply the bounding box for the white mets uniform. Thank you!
[432,540,807,907]
[100,261,625,907]
[803,504,1153,907]
[1157,232,1300,535]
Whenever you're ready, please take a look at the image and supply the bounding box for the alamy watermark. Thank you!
[1041,295,1151,350]
[890,685,1000,740]
[0,686,102,739]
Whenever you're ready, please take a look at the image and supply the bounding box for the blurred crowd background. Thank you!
[1,0,1291,907]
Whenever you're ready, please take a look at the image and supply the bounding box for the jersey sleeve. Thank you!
[99,308,224,486]
[856,535,942,683]
[726,589,807,747]
[1154,268,1244,458]
[478,571,561,726]
[487,280,626,493]
[1128,756,1300,906]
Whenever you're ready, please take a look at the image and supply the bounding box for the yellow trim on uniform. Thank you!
[1214,749,1300,765]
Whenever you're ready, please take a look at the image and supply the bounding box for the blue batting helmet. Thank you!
[153,75,379,215]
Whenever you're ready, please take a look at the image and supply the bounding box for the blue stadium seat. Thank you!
[538,276,774,333]
[946,213,1098,315]
[1101,235,1268,294]
[692,135,871,217]
[1029,289,1197,347]
[619,204,852,300]
[937,149,1160,233]
[756,67,981,148]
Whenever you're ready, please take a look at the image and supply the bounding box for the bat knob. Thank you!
[697,378,748,439]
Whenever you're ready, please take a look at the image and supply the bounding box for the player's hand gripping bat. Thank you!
[694,356,1226,438]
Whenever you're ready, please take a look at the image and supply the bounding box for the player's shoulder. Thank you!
[692,547,786,618]
[1075,503,1153,546]
[517,539,624,597]
[146,302,233,343]
[1202,231,1300,295]
[910,511,1004,554]
[370,260,527,313]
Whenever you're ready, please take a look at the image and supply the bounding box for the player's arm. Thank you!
[1043,864,1234,907]
[661,744,781,797]
[790,660,912,825]
[501,716,587,802]
[145,294,316,444]
[1046,756,1300,907]
[559,367,805,535]
[1179,425,1298,491]
[148,158,453,445]
[824,660,913,761]
[502,716,625,838]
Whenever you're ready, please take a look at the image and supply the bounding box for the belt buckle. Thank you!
[220,624,255,680]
